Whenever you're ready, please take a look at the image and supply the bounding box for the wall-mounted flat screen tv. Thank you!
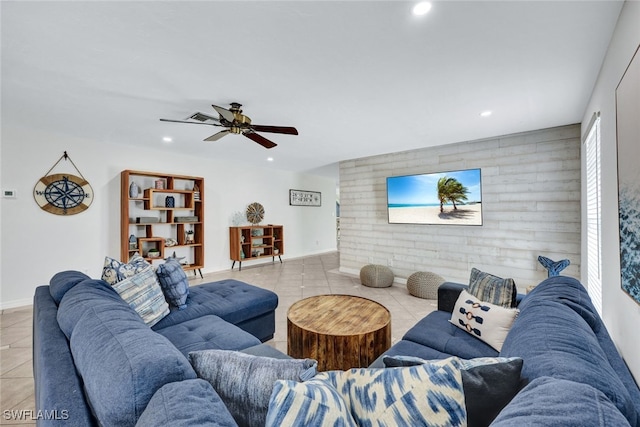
[387,168,483,225]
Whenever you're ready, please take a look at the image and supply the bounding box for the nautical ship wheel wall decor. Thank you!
[33,151,93,215]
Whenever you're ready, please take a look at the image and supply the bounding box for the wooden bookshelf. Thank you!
[229,225,283,271]
[121,170,204,277]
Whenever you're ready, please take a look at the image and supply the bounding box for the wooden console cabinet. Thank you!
[229,225,283,270]
[120,170,204,277]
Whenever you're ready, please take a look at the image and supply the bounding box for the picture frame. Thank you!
[616,44,640,305]
[289,189,321,207]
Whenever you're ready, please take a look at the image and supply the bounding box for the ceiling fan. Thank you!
[160,102,298,149]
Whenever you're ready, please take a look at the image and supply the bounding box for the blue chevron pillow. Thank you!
[267,357,467,427]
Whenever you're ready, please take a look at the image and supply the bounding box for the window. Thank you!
[585,113,602,314]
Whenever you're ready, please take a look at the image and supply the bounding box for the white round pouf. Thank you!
[407,271,446,299]
[360,264,394,288]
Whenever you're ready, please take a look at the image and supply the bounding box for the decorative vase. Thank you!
[165,196,175,208]
[129,182,139,198]
[240,249,245,259]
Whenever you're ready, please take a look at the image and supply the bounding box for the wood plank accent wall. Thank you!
[338,124,581,291]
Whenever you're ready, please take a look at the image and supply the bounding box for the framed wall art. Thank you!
[616,44,640,305]
[289,189,321,207]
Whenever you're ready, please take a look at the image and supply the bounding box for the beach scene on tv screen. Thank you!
[387,168,482,225]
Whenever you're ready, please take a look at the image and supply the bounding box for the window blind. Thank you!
[585,113,602,314]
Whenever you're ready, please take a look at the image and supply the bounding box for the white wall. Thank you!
[339,124,581,291]
[580,1,640,381]
[0,126,337,308]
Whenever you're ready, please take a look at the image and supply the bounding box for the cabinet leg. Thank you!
[278,255,282,264]
[231,260,236,270]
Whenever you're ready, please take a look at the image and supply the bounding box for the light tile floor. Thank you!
[0,251,437,425]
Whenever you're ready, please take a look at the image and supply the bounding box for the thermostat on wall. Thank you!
[3,189,17,198]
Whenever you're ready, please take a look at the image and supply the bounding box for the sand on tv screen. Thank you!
[386,168,483,225]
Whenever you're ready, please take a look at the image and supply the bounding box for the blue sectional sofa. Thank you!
[33,271,281,426]
[372,276,640,426]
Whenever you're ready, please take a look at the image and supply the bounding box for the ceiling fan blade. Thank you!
[250,125,299,135]
[188,112,220,123]
[159,118,220,126]
[243,131,277,149]
[204,130,232,141]
[212,105,235,123]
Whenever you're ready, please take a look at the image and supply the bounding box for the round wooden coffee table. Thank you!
[287,294,391,371]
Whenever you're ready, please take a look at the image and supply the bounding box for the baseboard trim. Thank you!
[1,298,33,311]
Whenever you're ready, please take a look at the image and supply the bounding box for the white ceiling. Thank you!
[2,1,623,178]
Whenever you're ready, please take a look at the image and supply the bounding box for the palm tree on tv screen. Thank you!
[437,177,469,212]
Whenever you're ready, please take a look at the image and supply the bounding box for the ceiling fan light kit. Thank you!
[160,102,298,149]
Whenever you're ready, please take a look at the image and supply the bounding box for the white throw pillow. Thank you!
[450,290,519,351]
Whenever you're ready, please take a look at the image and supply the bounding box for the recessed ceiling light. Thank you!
[413,2,432,16]
[480,111,492,117]
[267,157,274,162]
[162,136,173,143]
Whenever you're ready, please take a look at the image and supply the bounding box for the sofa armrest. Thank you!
[437,282,469,313]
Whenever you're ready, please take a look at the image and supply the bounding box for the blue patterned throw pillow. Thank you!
[267,378,357,427]
[383,355,524,427]
[110,265,170,327]
[468,268,517,308]
[156,258,189,309]
[101,255,149,285]
[268,357,467,427]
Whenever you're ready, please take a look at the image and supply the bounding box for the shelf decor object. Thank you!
[289,189,321,207]
[120,170,204,278]
[246,202,265,225]
[33,151,94,215]
[129,181,140,198]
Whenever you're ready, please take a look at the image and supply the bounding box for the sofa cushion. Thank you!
[525,276,640,421]
[156,315,261,357]
[67,293,196,427]
[152,279,278,330]
[49,270,90,304]
[57,279,135,338]
[401,310,499,359]
[135,379,238,427]
[101,254,149,285]
[468,268,517,308]
[156,258,189,309]
[450,290,519,351]
[189,350,317,427]
[500,298,638,426]
[383,355,523,427]
[491,377,632,427]
[34,286,96,426]
[110,265,170,327]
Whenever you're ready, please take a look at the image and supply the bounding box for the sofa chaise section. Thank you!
[33,271,280,426]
